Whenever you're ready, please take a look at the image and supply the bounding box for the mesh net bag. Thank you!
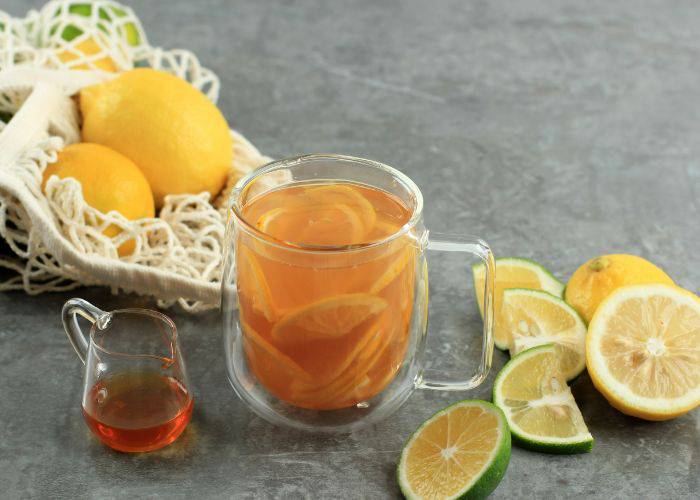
[0,0,272,312]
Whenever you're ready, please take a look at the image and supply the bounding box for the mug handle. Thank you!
[61,298,109,364]
[416,232,496,391]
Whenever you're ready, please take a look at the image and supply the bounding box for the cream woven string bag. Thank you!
[0,1,272,312]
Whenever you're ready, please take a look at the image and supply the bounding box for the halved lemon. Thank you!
[493,344,594,454]
[587,284,700,421]
[502,289,587,381]
[237,247,276,322]
[473,257,564,350]
[271,293,387,344]
[397,400,511,499]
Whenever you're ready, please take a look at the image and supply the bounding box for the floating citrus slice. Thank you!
[237,247,276,322]
[493,344,593,454]
[473,257,564,350]
[397,400,511,499]
[271,293,387,344]
[255,203,366,246]
[502,289,587,381]
[587,284,700,420]
[305,184,377,233]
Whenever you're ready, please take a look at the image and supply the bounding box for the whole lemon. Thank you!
[565,254,674,323]
[80,68,232,207]
[43,143,155,256]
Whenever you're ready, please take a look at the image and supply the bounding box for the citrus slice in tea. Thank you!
[586,284,700,421]
[502,289,587,381]
[472,257,564,350]
[493,344,594,454]
[304,184,377,234]
[272,293,387,344]
[290,318,398,408]
[255,203,366,246]
[397,400,511,499]
[237,247,277,321]
[242,320,313,383]
[370,246,415,294]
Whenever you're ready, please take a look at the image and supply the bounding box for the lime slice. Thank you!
[472,257,564,350]
[502,289,587,381]
[493,344,593,454]
[397,400,510,499]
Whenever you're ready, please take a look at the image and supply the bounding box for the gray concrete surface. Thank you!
[1,0,699,498]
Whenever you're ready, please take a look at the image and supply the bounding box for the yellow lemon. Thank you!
[56,38,117,72]
[587,284,700,420]
[80,68,233,208]
[42,143,155,256]
[565,254,674,323]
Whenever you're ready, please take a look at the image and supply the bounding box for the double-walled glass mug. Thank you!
[222,155,495,432]
[62,299,194,452]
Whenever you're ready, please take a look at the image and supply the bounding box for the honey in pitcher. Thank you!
[82,371,193,452]
[237,182,416,410]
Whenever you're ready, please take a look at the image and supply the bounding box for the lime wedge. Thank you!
[493,344,593,454]
[502,289,586,381]
[472,257,564,350]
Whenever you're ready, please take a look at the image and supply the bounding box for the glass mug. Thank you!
[222,155,495,432]
[62,299,194,452]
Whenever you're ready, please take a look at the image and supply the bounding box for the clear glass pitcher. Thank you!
[222,155,495,432]
[62,299,193,452]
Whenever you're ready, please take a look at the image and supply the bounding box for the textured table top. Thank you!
[1,0,699,498]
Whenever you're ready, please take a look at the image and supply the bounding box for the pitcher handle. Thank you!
[61,298,109,364]
[416,232,496,391]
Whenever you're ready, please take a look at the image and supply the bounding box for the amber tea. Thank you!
[236,181,416,410]
[82,371,193,452]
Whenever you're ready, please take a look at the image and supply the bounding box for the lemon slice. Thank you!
[237,248,276,322]
[397,400,511,499]
[271,293,387,344]
[241,320,312,383]
[502,289,587,381]
[473,257,564,350]
[370,246,415,294]
[305,184,377,233]
[292,324,394,409]
[256,203,366,246]
[493,344,593,454]
[587,284,700,421]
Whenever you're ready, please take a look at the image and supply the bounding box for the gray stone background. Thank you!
[1,0,698,498]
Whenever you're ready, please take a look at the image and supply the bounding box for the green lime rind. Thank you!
[511,431,593,454]
[53,3,144,46]
[472,257,565,351]
[502,288,587,381]
[493,344,594,455]
[397,400,511,500]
